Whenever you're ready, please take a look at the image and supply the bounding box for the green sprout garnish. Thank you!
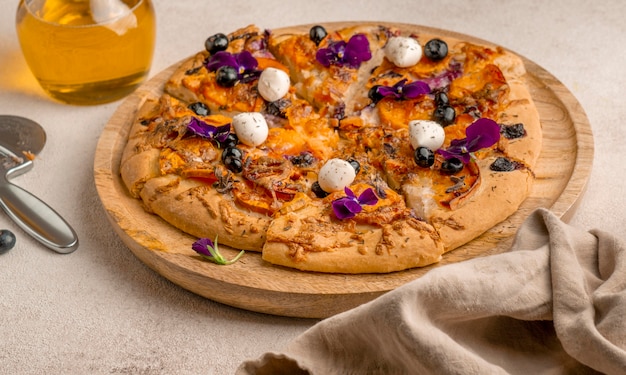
[191,236,244,265]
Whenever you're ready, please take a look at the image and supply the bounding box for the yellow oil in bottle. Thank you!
[16,0,156,105]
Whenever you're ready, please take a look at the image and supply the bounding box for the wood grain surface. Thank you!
[94,22,593,319]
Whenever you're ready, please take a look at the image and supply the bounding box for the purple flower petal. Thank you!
[357,188,378,206]
[401,81,431,99]
[344,186,356,199]
[187,117,231,141]
[205,51,261,83]
[376,85,401,99]
[343,34,371,69]
[330,40,347,56]
[332,196,363,220]
[438,118,501,164]
[332,187,379,220]
[376,79,429,100]
[439,148,471,164]
[206,51,238,71]
[187,117,212,136]
[213,123,232,143]
[235,50,258,72]
[315,34,371,69]
[192,238,215,257]
[315,48,334,67]
[466,118,501,151]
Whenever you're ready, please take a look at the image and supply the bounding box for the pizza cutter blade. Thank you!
[0,115,79,254]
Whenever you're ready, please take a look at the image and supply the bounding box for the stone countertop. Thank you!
[0,1,624,373]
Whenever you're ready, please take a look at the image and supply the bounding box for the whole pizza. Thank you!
[120,23,542,274]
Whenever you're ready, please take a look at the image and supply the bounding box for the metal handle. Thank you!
[0,177,78,253]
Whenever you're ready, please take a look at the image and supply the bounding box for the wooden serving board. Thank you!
[94,22,593,319]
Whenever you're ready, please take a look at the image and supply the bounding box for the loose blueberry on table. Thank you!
[0,229,16,254]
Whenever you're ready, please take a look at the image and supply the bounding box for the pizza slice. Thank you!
[267,24,400,118]
[164,24,293,114]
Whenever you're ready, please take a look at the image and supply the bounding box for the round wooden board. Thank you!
[94,22,593,319]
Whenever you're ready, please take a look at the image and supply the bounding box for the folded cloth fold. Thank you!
[237,209,626,374]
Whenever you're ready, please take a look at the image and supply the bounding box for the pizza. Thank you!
[119,23,542,274]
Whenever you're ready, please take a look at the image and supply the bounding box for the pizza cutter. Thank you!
[0,115,78,253]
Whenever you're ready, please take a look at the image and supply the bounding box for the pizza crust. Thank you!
[163,53,207,105]
[140,175,270,251]
[262,203,443,273]
[428,157,534,252]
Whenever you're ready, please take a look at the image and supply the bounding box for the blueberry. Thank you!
[490,157,520,172]
[309,25,327,46]
[368,85,384,105]
[433,105,456,126]
[289,152,315,167]
[205,33,229,55]
[215,66,238,87]
[221,147,244,173]
[434,91,449,106]
[311,181,329,198]
[441,157,464,174]
[265,98,291,118]
[501,123,526,139]
[347,158,361,175]
[218,133,239,149]
[414,147,435,168]
[222,146,243,162]
[188,102,210,116]
[424,39,448,61]
[223,156,243,173]
[0,229,16,254]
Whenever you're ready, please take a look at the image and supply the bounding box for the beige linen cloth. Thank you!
[237,208,626,374]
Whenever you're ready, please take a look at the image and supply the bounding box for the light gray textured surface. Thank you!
[0,1,624,373]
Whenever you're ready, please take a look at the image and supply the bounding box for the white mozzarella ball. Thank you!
[317,158,356,193]
[409,120,446,151]
[385,36,423,68]
[232,112,269,147]
[257,67,290,102]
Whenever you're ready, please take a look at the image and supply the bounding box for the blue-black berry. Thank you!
[205,33,229,55]
[311,181,329,198]
[414,147,435,168]
[216,66,238,87]
[222,147,244,173]
[347,158,361,175]
[433,105,456,126]
[0,229,16,254]
[441,157,464,174]
[424,39,448,61]
[309,25,327,46]
[188,102,210,116]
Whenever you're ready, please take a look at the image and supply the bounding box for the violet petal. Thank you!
[438,142,471,164]
[214,123,232,143]
[377,85,401,98]
[330,40,347,56]
[344,186,356,199]
[332,197,362,220]
[235,50,258,72]
[357,188,378,206]
[187,117,231,141]
[466,118,501,151]
[192,238,215,257]
[401,81,431,99]
[343,34,371,68]
[187,117,213,137]
[206,51,238,71]
[315,47,335,67]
